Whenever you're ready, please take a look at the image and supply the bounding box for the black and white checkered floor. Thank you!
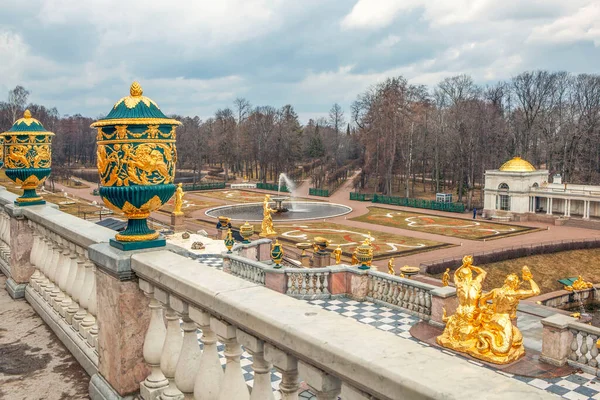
[196,258,600,399]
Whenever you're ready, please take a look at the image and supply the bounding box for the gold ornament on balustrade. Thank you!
[388,258,395,275]
[442,268,450,287]
[564,275,593,291]
[436,255,540,364]
[173,183,184,216]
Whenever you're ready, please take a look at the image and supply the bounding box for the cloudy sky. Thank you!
[1,0,599,122]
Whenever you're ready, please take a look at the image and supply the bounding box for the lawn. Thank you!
[159,197,219,217]
[430,249,600,294]
[352,207,536,240]
[198,189,315,204]
[274,222,453,260]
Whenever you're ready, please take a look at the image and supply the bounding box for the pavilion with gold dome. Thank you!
[484,156,600,221]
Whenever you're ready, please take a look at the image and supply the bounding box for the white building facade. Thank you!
[483,157,600,220]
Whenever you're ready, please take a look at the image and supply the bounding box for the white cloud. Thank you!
[527,3,600,46]
[341,0,420,29]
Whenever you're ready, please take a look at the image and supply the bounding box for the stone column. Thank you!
[347,270,369,301]
[265,269,286,293]
[6,205,34,299]
[312,252,332,268]
[546,198,551,215]
[89,243,151,398]
[429,286,457,328]
[540,314,574,367]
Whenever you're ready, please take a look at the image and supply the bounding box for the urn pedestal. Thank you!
[2,110,54,206]
[91,82,181,251]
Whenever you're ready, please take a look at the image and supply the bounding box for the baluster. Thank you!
[191,307,223,400]
[211,318,249,400]
[77,261,95,336]
[402,285,410,309]
[569,330,579,361]
[298,362,341,400]
[62,243,79,322]
[409,287,416,311]
[44,237,60,302]
[578,331,589,365]
[87,269,98,349]
[425,292,432,314]
[315,273,322,295]
[264,343,299,400]
[49,238,65,307]
[159,290,184,400]
[322,273,329,295]
[139,281,169,399]
[237,330,275,400]
[70,254,87,330]
[590,334,599,368]
[300,275,307,295]
[36,235,51,294]
[170,297,202,398]
[56,243,73,316]
[29,223,41,287]
[286,273,293,295]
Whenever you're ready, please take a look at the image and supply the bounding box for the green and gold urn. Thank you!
[1,110,54,206]
[91,82,181,250]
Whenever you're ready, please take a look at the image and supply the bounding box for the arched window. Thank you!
[498,183,509,191]
[532,183,539,188]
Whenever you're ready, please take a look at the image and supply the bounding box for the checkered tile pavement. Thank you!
[194,255,223,270]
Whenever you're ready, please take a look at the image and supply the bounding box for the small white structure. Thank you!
[484,156,600,220]
[436,193,452,203]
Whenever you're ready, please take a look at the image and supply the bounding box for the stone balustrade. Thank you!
[285,267,331,298]
[131,250,552,400]
[228,254,267,285]
[368,271,433,319]
[0,208,11,277]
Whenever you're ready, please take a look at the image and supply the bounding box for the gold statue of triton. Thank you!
[436,256,540,364]
[333,245,342,264]
[388,258,395,275]
[259,194,277,237]
[564,275,593,291]
[442,268,450,287]
[173,183,184,216]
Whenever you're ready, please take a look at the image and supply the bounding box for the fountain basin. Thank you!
[205,201,352,222]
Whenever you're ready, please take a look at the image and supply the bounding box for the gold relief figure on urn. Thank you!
[1,110,54,205]
[91,82,181,250]
[259,194,277,237]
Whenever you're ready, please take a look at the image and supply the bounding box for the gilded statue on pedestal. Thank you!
[351,251,358,265]
[259,194,277,237]
[436,256,540,364]
[388,258,395,275]
[173,183,184,216]
[333,245,342,264]
[442,268,450,286]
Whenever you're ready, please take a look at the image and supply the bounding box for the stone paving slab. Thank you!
[0,275,89,400]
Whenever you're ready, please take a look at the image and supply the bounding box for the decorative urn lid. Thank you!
[3,109,55,136]
[91,82,181,128]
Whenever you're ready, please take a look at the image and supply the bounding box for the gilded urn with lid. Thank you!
[91,82,181,250]
[1,110,54,205]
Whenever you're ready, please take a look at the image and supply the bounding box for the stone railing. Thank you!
[131,250,551,400]
[0,208,10,277]
[230,183,257,189]
[285,267,331,298]
[228,254,267,285]
[368,271,433,319]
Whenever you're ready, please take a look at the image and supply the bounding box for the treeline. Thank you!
[1,69,599,208]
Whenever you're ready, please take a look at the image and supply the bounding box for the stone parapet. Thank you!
[540,314,576,367]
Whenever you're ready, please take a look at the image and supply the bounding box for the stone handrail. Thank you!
[131,250,552,400]
[285,267,330,298]
[368,270,434,319]
[227,253,268,285]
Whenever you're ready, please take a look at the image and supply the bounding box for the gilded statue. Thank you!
[388,258,395,275]
[442,268,450,287]
[173,183,184,216]
[351,251,358,265]
[437,255,487,352]
[564,275,593,291]
[259,194,277,237]
[437,256,541,364]
[333,245,342,264]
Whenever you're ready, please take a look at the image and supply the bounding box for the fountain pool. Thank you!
[205,201,352,222]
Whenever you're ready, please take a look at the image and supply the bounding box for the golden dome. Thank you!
[499,157,536,172]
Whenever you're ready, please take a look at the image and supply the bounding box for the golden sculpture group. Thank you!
[437,255,540,364]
